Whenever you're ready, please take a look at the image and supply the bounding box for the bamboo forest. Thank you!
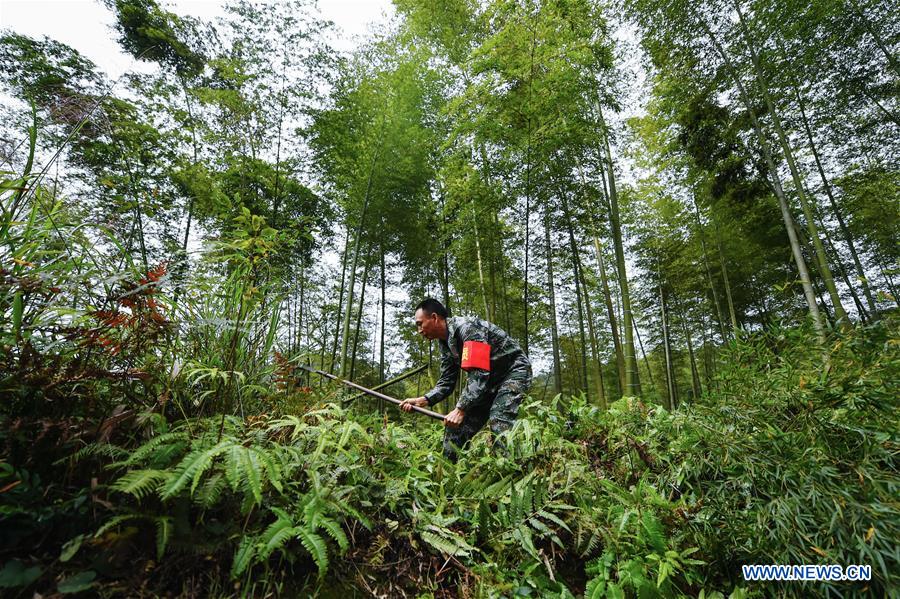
[0,0,897,596]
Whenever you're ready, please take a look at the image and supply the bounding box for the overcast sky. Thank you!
[0,0,395,78]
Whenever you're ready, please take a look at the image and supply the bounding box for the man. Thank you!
[400,298,532,461]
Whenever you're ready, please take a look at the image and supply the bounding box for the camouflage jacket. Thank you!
[424,316,529,411]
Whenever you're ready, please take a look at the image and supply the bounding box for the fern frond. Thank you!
[522,478,534,517]
[295,527,329,576]
[585,578,607,599]
[483,475,511,498]
[111,469,169,500]
[336,501,373,531]
[512,524,539,560]
[251,445,283,493]
[641,511,667,553]
[231,535,255,579]
[302,491,324,528]
[194,472,226,509]
[477,499,493,536]
[124,431,190,466]
[537,509,572,533]
[241,445,264,505]
[156,516,172,559]
[317,518,348,553]
[223,444,267,505]
[262,523,297,560]
[421,526,475,557]
[528,516,563,548]
[266,415,306,439]
[510,480,520,522]
[94,513,147,538]
[160,439,232,500]
[60,443,127,466]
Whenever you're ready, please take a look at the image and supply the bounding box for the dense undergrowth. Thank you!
[2,317,898,597]
[2,173,898,597]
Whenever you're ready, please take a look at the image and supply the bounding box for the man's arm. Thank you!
[423,344,459,406]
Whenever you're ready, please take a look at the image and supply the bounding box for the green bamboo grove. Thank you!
[0,0,897,595]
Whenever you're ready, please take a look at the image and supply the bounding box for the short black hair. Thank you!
[415,298,449,319]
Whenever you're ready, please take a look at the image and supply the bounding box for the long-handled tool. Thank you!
[342,363,428,404]
[296,364,445,421]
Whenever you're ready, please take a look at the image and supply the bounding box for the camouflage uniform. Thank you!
[423,316,532,461]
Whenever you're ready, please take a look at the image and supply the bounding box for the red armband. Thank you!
[461,340,491,371]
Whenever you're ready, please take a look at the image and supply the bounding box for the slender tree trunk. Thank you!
[701,16,826,343]
[489,224,497,323]
[690,194,729,339]
[350,249,372,381]
[298,264,306,353]
[471,201,492,320]
[879,264,900,307]
[339,148,379,376]
[380,239,386,384]
[678,300,702,401]
[658,261,676,410]
[790,73,878,314]
[318,302,328,379]
[632,311,657,396]
[544,200,563,395]
[438,192,451,307]
[577,156,626,391]
[174,75,200,301]
[700,322,715,392]
[577,243,607,408]
[734,1,849,325]
[523,25,536,357]
[123,166,148,271]
[823,227,869,320]
[559,186,589,392]
[849,0,900,78]
[597,107,640,395]
[271,77,286,227]
[714,221,740,333]
[475,145,496,321]
[589,236,623,394]
[524,178,531,356]
[330,229,350,373]
[495,213,512,330]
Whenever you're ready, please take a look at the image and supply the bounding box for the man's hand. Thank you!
[400,396,428,412]
[444,407,465,428]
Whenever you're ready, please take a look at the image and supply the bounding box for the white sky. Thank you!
[0,0,395,78]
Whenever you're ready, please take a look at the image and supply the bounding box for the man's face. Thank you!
[415,308,443,340]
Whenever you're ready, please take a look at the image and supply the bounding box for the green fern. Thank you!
[223,444,265,505]
[266,415,306,441]
[194,472,227,508]
[251,445,283,493]
[60,442,127,466]
[231,535,255,579]
[317,518,348,554]
[160,438,232,500]
[295,527,329,576]
[512,524,539,560]
[537,509,572,534]
[260,512,297,560]
[155,516,172,559]
[420,526,475,557]
[94,513,148,538]
[241,445,264,505]
[641,511,667,553]
[111,469,169,500]
[122,431,189,467]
